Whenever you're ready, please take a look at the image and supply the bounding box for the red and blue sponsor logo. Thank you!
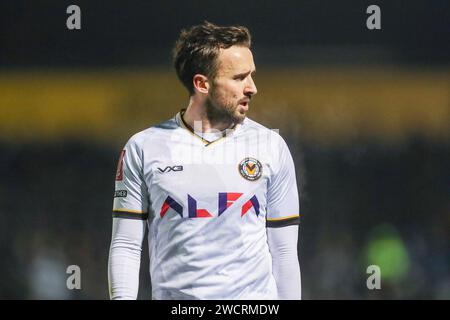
[160,195,183,218]
[160,192,260,219]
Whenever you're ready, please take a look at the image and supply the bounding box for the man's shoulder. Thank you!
[242,117,284,142]
[242,117,293,161]
[125,116,179,147]
[243,117,269,131]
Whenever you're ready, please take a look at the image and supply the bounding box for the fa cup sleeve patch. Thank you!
[115,150,126,181]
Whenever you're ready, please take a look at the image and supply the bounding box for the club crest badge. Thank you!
[238,158,262,181]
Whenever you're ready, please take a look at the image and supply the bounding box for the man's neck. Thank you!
[182,98,235,133]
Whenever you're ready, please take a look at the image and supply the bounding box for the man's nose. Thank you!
[244,76,257,96]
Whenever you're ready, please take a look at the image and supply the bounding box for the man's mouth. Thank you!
[238,99,250,110]
[238,101,249,113]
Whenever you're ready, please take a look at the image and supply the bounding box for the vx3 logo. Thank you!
[160,193,260,219]
[158,165,183,173]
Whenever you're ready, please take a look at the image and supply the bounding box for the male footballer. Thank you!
[108,21,301,300]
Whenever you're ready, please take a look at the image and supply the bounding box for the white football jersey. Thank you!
[113,110,300,300]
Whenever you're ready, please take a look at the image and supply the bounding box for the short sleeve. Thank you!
[266,137,300,228]
[112,137,149,220]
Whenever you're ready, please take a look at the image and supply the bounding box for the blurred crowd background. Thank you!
[0,1,449,299]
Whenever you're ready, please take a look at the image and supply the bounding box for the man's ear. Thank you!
[193,74,210,94]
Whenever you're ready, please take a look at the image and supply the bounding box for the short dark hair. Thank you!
[173,21,252,95]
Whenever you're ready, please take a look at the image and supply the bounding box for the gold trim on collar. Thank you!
[177,109,239,147]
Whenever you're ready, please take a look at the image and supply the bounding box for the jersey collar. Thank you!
[176,109,242,147]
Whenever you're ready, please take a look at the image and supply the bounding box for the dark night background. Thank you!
[0,0,449,299]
